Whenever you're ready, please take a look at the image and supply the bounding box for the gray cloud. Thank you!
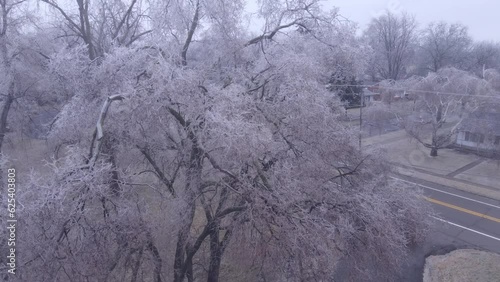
[322,0,500,41]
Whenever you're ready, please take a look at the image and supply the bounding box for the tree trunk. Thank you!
[0,92,13,152]
[207,230,221,282]
[130,248,144,282]
[430,126,439,157]
[181,0,200,66]
[147,236,163,282]
[207,261,221,282]
[207,224,233,282]
[173,205,195,282]
[174,140,203,282]
[102,136,121,196]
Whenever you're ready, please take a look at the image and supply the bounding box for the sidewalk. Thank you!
[363,129,500,200]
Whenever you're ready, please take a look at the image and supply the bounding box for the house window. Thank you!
[464,131,471,141]
[471,134,478,142]
[478,134,485,143]
[464,132,484,143]
[473,133,485,143]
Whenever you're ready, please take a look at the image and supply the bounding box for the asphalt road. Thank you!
[392,174,500,253]
[390,174,500,282]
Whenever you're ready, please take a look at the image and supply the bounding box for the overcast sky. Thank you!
[322,0,500,41]
[246,0,500,42]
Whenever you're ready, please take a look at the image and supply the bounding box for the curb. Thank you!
[395,165,500,201]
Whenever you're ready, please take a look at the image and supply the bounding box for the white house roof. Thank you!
[362,88,380,96]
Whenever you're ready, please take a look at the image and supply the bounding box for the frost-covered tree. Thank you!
[41,0,151,59]
[0,0,64,278]
[15,1,433,281]
[484,69,500,91]
[419,22,472,73]
[401,68,492,156]
[0,0,25,152]
[365,11,418,80]
[469,41,500,77]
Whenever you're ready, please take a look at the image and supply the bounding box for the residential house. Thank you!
[362,87,381,104]
[455,112,500,154]
[366,83,407,103]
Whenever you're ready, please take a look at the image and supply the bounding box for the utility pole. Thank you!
[359,90,364,149]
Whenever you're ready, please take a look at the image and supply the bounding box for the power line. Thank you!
[328,84,500,99]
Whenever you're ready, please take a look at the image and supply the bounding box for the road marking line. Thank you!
[425,197,500,223]
[431,216,500,242]
[390,176,500,209]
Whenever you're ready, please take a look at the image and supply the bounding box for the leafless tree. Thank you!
[0,0,16,277]
[420,22,472,73]
[0,0,22,153]
[402,68,492,156]
[41,0,151,60]
[469,41,500,77]
[484,69,500,91]
[0,0,59,279]
[366,11,418,80]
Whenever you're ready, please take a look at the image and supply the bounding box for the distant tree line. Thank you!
[365,11,500,81]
